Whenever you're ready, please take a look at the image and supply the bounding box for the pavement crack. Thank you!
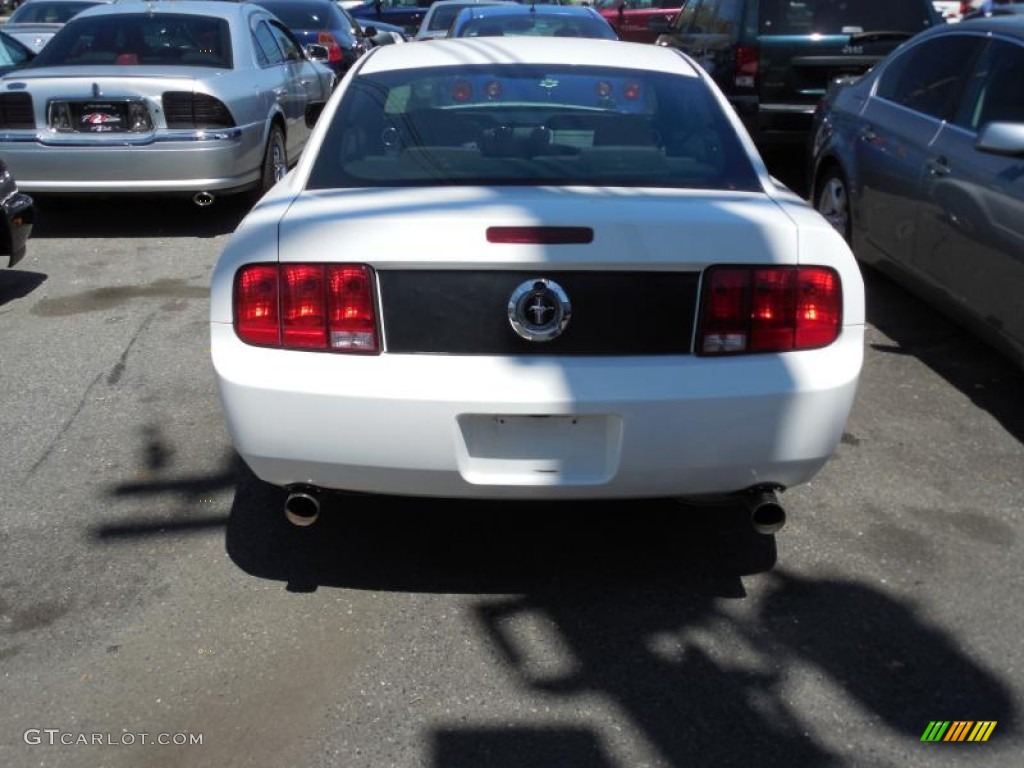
[28,312,157,475]
[107,311,156,386]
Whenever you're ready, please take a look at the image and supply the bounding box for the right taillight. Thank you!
[234,263,379,354]
[734,44,759,90]
[698,266,841,355]
[162,92,236,129]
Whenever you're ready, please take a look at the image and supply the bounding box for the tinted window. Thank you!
[253,1,333,30]
[31,14,233,68]
[457,13,617,38]
[308,64,761,191]
[428,4,475,31]
[254,20,285,65]
[876,35,982,119]
[760,0,935,35]
[0,34,31,67]
[670,0,703,32]
[953,39,1024,130]
[269,20,304,60]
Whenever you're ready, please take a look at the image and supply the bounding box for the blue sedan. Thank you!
[809,15,1024,368]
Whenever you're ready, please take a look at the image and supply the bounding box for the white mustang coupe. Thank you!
[210,37,864,531]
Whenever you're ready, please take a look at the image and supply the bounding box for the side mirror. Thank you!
[304,43,330,62]
[305,101,326,128]
[975,121,1024,157]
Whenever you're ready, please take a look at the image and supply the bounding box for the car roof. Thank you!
[72,1,261,21]
[359,36,697,75]
[928,13,1024,37]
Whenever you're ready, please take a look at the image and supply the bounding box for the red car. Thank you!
[595,0,680,44]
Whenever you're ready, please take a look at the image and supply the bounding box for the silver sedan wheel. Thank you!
[816,172,850,241]
[270,133,287,183]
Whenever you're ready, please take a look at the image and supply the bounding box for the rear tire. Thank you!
[815,166,851,243]
[250,124,287,206]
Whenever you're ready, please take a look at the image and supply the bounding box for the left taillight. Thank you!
[318,31,343,62]
[734,44,759,90]
[234,264,379,354]
[697,266,841,355]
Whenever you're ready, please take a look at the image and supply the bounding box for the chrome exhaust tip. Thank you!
[193,191,215,208]
[284,487,320,528]
[747,488,786,535]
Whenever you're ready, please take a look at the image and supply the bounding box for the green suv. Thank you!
[653,0,943,145]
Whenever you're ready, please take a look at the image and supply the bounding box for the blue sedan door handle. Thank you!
[927,156,951,177]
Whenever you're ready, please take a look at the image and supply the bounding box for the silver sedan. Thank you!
[0,1,336,205]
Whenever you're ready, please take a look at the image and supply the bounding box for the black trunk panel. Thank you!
[379,270,699,355]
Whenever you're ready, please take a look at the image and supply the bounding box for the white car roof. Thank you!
[358,36,700,76]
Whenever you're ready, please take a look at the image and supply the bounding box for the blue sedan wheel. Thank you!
[816,168,851,243]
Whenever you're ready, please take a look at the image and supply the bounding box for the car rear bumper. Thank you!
[212,322,864,499]
[0,125,265,194]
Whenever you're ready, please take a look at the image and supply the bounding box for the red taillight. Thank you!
[698,266,841,355]
[327,265,378,351]
[623,81,642,100]
[734,45,759,89]
[235,265,280,346]
[234,264,378,353]
[282,264,328,348]
[318,31,343,62]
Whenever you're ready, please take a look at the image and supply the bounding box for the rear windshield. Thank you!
[428,4,474,31]
[308,64,761,191]
[255,3,333,30]
[8,1,100,24]
[30,14,233,68]
[456,13,618,38]
[760,0,936,35]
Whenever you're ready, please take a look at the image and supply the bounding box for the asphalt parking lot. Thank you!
[1,167,1022,767]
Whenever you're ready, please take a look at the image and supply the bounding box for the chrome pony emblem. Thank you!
[508,279,571,342]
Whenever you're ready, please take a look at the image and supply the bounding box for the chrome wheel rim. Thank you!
[271,137,287,183]
[817,176,849,238]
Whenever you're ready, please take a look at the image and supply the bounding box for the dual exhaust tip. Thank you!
[282,485,786,534]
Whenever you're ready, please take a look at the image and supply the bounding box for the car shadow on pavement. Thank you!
[29,195,250,239]
[862,266,1024,444]
[224,461,777,594]
[0,269,46,308]
[221,464,1017,767]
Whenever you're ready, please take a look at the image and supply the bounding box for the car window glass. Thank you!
[253,20,286,65]
[710,0,743,35]
[0,37,30,66]
[9,1,98,24]
[670,0,702,32]
[875,35,981,120]
[269,20,304,61]
[308,64,762,192]
[760,0,935,35]
[30,14,233,68]
[953,39,1024,131]
[692,0,718,32]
